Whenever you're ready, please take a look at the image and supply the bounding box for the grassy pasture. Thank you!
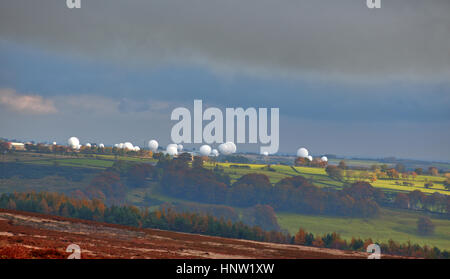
[0,175,93,194]
[1,152,156,170]
[277,208,450,250]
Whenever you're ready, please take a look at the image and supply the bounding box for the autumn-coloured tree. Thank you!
[294,157,307,166]
[395,163,406,173]
[394,193,410,209]
[325,165,343,181]
[386,168,399,179]
[338,160,347,170]
[242,204,280,231]
[408,190,426,210]
[428,167,439,176]
[294,228,307,245]
[192,156,204,169]
[417,217,435,235]
[39,199,50,214]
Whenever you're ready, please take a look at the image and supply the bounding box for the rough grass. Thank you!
[0,175,93,194]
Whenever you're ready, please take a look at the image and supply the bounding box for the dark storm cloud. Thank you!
[1,0,450,81]
[1,0,449,161]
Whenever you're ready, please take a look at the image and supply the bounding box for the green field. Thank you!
[0,175,93,194]
[278,208,450,250]
[2,152,156,169]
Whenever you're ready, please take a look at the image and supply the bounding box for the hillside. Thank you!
[0,209,404,259]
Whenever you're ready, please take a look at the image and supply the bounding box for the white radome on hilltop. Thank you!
[218,143,231,155]
[99,143,105,148]
[307,155,313,161]
[148,140,159,152]
[166,144,178,156]
[68,137,80,148]
[177,144,183,152]
[218,142,236,155]
[123,142,134,150]
[85,143,91,148]
[321,156,328,162]
[297,147,309,158]
[227,142,237,153]
[211,149,219,156]
[199,144,212,156]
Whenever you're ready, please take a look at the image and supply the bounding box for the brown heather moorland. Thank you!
[0,209,409,259]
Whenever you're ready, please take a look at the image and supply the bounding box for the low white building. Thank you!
[10,142,26,151]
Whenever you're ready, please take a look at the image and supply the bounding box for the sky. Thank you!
[0,0,449,161]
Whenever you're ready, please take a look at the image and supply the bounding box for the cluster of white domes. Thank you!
[297,147,328,162]
[67,136,242,158]
[66,139,140,151]
[112,141,139,151]
[218,142,237,155]
[162,141,237,157]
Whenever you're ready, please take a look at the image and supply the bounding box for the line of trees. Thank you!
[0,191,288,243]
[160,159,384,217]
[394,190,450,216]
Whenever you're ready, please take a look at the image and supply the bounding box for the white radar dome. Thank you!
[199,145,212,156]
[297,147,309,158]
[148,140,159,151]
[166,144,178,156]
[68,137,80,148]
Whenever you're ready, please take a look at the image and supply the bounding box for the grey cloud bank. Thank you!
[0,0,449,161]
[1,0,449,81]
